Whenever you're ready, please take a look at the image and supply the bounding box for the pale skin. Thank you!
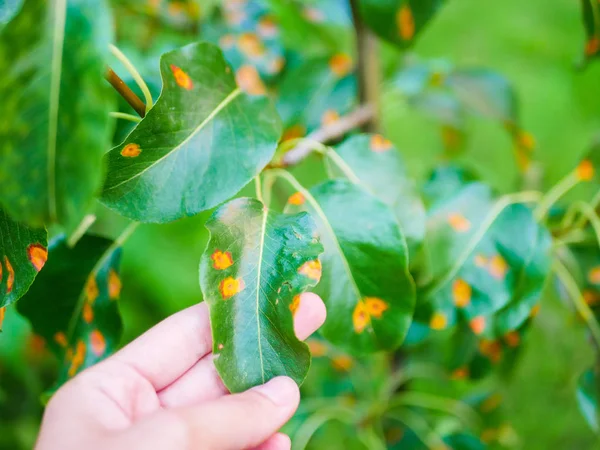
[36,292,327,450]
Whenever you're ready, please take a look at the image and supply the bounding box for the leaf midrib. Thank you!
[254,205,268,383]
[104,87,242,192]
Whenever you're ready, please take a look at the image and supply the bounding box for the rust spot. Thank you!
[281,124,306,142]
[121,143,142,158]
[170,64,194,90]
[211,250,234,270]
[83,302,94,324]
[287,192,305,206]
[364,297,388,319]
[488,255,508,280]
[258,16,278,37]
[480,393,503,413]
[447,213,471,233]
[352,301,370,333]
[396,4,415,41]
[289,294,301,315]
[479,339,502,363]
[238,32,265,57]
[469,316,486,335]
[54,331,68,348]
[450,366,469,380]
[530,303,541,318]
[328,53,353,77]
[108,269,122,300]
[504,330,520,347]
[219,276,245,300]
[474,254,488,267]
[0,307,4,330]
[584,289,600,306]
[588,266,600,284]
[298,260,322,282]
[577,160,595,181]
[266,56,285,75]
[85,276,99,303]
[3,257,14,294]
[217,343,224,351]
[429,311,448,330]
[236,65,266,96]
[331,355,353,372]
[586,37,600,56]
[307,339,327,357]
[68,340,87,377]
[370,134,393,152]
[90,330,106,357]
[321,109,339,126]
[452,279,471,308]
[27,244,48,272]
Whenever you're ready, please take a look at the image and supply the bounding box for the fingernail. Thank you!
[253,376,299,406]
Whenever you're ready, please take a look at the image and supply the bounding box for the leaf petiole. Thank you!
[109,112,142,123]
[109,44,153,113]
[535,171,581,220]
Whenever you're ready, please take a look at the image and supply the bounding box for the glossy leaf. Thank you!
[359,0,446,49]
[277,55,357,139]
[327,134,426,255]
[286,180,415,355]
[577,367,600,432]
[17,235,123,388]
[102,42,282,223]
[0,0,114,229]
[0,208,48,308]
[200,197,324,392]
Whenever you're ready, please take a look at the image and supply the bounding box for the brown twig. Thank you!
[105,67,146,118]
[281,104,374,166]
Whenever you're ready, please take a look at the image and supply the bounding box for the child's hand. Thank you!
[35,293,326,450]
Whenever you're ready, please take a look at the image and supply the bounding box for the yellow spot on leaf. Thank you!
[504,330,520,347]
[328,53,353,77]
[331,355,353,371]
[54,331,68,348]
[287,192,305,206]
[68,340,87,377]
[170,64,194,90]
[353,301,370,333]
[307,339,327,357]
[121,143,142,158]
[577,159,595,181]
[451,366,469,380]
[430,312,448,330]
[364,297,389,319]
[0,307,4,330]
[266,56,285,75]
[588,266,600,284]
[452,279,471,308]
[281,124,306,142]
[108,269,122,300]
[236,65,266,96]
[298,260,322,282]
[289,295,301,315]
[90,330,106,357]
[447,213,471,233]
[396,4,415,41]
[488,255,508,280]
[27,243,48,272]
[217,343,224,351]
[83,302,94,324]
[219,276,245,300]
[370,134,393,152]
[321,109,339,126]
[479,339,502,363]
[4,256,14,294]
[474,254,488,267]
[211,250,234,270]
[469,316,486,335]
[238,32,265,57]
[85,276,99,303]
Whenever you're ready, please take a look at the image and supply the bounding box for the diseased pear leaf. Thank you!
[200,198,324,393]
[285,180,415,355]
[326,133,426,256]
[17,235,123,389]
[359,0,446,49]
[581,0,600,62]
[577,367,600,432]
[101,42,281,223]
[0,0,114,229]
[0,208,48,308]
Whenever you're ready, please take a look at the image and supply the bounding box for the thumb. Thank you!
[112,377,300,450]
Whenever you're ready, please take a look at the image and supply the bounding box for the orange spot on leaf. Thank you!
[331,355,353,372]
[68,340,87,377]
[451,366,469,380]
[83,302,94,324]
[321,109,339,126]
[85,277,99,303]
[586,37,600,56]
[577,160,595,181]
[328,53,353,77]
[589,267,600,284]
[364,297,388,319]
[469,316,486,335]
[530,303,541,318]
[238,32,265,57]
[211,250,234,270]
[474,254,488,267]
[370,134,393,152]
[121,143,142,158]
[396,4,415,41]
[27,243,48,272]
[480,393,503,413]
[236,65,266,96]
[504,330,520,347]
[430,312,447,330]
[3,256,14,294]
[219,276,245,300]
[298,260,322,282]
[289,295,301,315]
[0,307,4,330]
[352,301,370,333]
[54,331,68,348]
[287,192,305,206]
[452,279,471,307]
[281,124,306,142]
[90,330,106,357]
[584,289,600,306]
[108,269,122,300]
[307,339,327,357]
[170,64,194,90]
[488,255,508,280]
[479,339,502,363]
[258,16,278,37]
[447,213,471,233]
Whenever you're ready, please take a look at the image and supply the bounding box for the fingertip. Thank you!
[252,376,300,408]
[294,292,326,340]
[256,433,292,450]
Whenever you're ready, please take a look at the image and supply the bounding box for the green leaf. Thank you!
[421,184,551,339]
[200,197,324,392]
[0,208,48,308]
[0,0,22,24]
[101,42,282,223]
[0,0,114,229]
[581,0,600,61]
[577,367,600,432]
[277,55,357,139]
[327,133,426,256]
[358,0,446,49]
[17,235,123,388]
[285,179,415,355]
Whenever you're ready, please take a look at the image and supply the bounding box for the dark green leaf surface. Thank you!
[200,197,324,392]
[277,55,356,139]
[102,42,282,223]
[327,134,426,256]
[359,0,446,49]
[0,208,47,308]
[581,0,600,61]
[577,367,600,432]
[17,235,123,388]
[286,180,415,355]
[0,0,114,229]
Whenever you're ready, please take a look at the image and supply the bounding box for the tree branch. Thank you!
[281,104,374,166]
[105,67,146,118]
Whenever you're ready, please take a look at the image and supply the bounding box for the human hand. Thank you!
[35,292,326,450]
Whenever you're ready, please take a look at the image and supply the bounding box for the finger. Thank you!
[114,377,300,450]
[158,293,326,408]
[107,303,212,390]
[254,433,292,450]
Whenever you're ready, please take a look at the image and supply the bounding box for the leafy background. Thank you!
[1,0,600,448]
